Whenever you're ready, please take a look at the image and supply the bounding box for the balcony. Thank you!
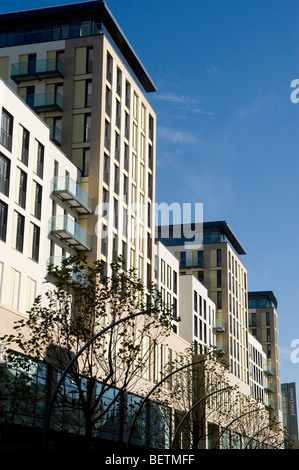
[216,341,226,354]
[213,319,226,333]
[22,92,63,113]
[265,400,276,410]
[263,364,275,376]
[51,176,93,215]
[49,215,92,251]
[11,58,64,83]
[265,382,275,393]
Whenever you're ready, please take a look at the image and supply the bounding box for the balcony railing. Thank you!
[213,319,226,333]
[49,215,92,251]
[263,364,274,376]
[11,58,64,83]
[22,92,63,113]
[265,382,275,393]
[51,176,93,214]
[179,258,204,269]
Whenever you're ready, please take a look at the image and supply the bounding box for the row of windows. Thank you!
[0,202,40,261]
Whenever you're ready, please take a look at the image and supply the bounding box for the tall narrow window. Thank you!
[0,153,10,196]
[84,114,91,142]
[15,212,25,252]
[36,141,44,178]
[1,109,13,151]
[82,148,90,177]
[21,127,29,165]
[31,223,40,262]
[85,80,92,107]
[33,182,42,220]
[86,46,93,73]
[18,169,27,209]
[0,200,8,242]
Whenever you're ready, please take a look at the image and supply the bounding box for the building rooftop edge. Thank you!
[0,0,156,93]
[156,220,246,255]
[248,291,278,309]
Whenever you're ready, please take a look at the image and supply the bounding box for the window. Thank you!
[30,223,40,262]
[17,168,27,209]
[103,154,110,185]
[197,250,203,267]
[0,153,10,196]
[85,80,92,107]
[116,68,122,97]
[104,120,110,150]
[82,148,90,177]
[106,52,113,83]
[15,212,25,252]
[20,126,29,165]
[173,271,177,295]
[86,46,93,74]
[36,141,44,178]
[33,182,42,220]
[217,270,222,288]
[1,108,13,151]
[194,291,198,312]
[217,249,221,267]
[0,200,8,242]
[84,114,91,142]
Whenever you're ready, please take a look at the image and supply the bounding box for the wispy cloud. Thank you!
[157,126,202,145]
[206,65,220,75]
[155,92,214,115]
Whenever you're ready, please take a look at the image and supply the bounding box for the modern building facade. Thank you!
[0,0,157,285]
[281,382,299,448]
[0,79,80,325]
[248,291,282,424]
[157,221,249,386]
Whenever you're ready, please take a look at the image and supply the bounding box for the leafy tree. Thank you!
[0,253,174,448]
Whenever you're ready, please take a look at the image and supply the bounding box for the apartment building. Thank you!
[248,291,282,424]
[178,273,216,354]
[248,332,267,404]
[157,221,249,386]
[155,240,180,335]
[0,1,157,285]
[0,78,87,337]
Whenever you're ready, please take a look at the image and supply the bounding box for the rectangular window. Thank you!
[217,249,222,267]
[15,212,25,252]
[173,271,177,295]
[81,148,89,177]
[85,80,92,107]
[33,182,42,220]
[30,223,40,262]
[36,141,44,178]
[194,291,198,312]
[217,270,222,288]
[106,52,113,83]
[0,200,8,242]
[116,68,122,97]
[1,108,13,151]
[17,168,27,209]
[20,126,29,165]
[84,114,91,142]
[0,153,10,196]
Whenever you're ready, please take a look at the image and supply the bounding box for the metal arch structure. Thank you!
[171,386,233,449]
[244,421,281,449]
[126,357,207,448]
[213,407,261,449]
[42,307,157,449]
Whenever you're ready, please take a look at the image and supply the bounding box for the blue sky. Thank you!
[2,0,299,406]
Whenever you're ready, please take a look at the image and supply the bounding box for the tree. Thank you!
[0,253,174,448]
